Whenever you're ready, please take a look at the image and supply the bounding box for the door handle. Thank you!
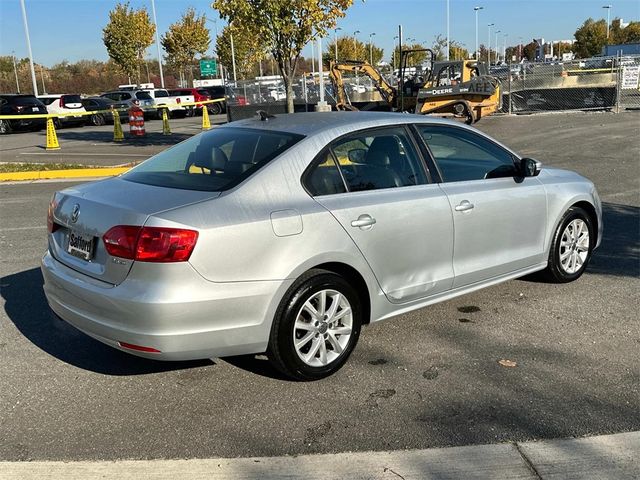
[351,214,376,229]
[455,200,475,212]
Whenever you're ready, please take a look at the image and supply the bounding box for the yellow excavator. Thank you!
[329,48,502,123]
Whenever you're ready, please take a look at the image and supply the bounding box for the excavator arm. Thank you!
[328,60,397,110]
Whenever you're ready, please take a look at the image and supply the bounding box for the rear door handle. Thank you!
[351,214,376,229]
[455,200,475,212]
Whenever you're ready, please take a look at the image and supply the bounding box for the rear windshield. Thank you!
[136,91,152,100]
[62,95,82,104]
[39,97,58,105]
[13,96,45,106]
[122,127,304,192]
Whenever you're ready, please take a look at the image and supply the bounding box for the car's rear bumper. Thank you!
[41,251,291,361]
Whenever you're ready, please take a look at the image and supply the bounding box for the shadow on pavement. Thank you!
[588,202,640,278]
[1,267,213,375]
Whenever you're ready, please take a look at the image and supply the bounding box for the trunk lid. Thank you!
[49,177,218,285]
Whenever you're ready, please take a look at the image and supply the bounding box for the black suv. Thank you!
[0,94,48,134]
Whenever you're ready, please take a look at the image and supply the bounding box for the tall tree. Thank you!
[103,2,155,81]
[216,23,266,79]
[325,37,383,65]
[522,41,537,61]
[430,35,468,61]
[161,8,211,81]
[212,0,353,113]
[574,18,607,58]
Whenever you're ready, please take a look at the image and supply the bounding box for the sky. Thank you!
[1,0,639,67]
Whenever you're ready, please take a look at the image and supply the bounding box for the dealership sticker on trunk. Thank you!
[68,231,94,260]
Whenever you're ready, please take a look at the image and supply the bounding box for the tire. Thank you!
[542,206,594,283]
[91,113,106,126]
[268,269,363,381]
[53,118,61,129]
[0,120,12,134]
[209,102,222,115]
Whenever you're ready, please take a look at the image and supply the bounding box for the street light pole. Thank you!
[334,27,341,61]
[19,0,38,96]
[474,6,483,60]
[369,32,376,65]
[446,0,450,60]
[12,51,20,93]
[487,23,494,65]
[150,0,165,88]
[504,33,508,62]
[353,30,360,83]
[230,30,237,84]
[495,30,501,63]
[603,5,612,40]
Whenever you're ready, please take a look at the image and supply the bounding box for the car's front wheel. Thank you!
[543,206,594,283]
[268,269,362,381]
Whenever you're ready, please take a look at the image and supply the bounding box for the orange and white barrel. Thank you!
[128,106,145,137]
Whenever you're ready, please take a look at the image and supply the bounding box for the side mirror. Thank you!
[520,157,542,177]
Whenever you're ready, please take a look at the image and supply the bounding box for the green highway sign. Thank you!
[200,59,217,76]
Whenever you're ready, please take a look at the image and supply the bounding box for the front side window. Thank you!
[123,127,303,192]
[330,127,428,192]
[417,126,516,182]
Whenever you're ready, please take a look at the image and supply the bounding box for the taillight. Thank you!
[59,96,66,108]
[103,226,198,262]
[47,197,59,233]
[176,97,181,104]
[103,226,140,259]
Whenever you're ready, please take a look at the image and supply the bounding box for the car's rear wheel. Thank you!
[209,102,222,115]
[543,207,594,283]
[268,269,362,381]
[91,113,106,126]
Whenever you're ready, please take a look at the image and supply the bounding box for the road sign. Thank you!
[200,60,217,76]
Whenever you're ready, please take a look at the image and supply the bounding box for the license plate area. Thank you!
[67,230,95,261]
[32,106,39,112]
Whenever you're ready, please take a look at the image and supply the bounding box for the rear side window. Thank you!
[304,151,347,196]
[123,127,304,192]
[136,91,152,100]
[39,97,58,105]
[154,90,168,98]
[330,127,428,192]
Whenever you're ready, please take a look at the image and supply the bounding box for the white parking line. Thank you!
[0,226,46,232]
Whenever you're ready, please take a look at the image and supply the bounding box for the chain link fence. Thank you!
[227,54,640,120]
[496,54,640,114]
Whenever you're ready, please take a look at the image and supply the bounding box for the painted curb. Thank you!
[0,167,130,182]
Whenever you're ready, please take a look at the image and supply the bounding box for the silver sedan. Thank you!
[41,112,602,380]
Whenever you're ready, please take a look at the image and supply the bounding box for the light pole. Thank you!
[487,23,494,64]
[393,35,399,71]
[369,32,376,65]
[230,29,237,84]
[311,40,316,74]
[204,18,220,78]
[474,6,483,60]
[353,30,360,83]
[494,30,501,63]
[603,5,612,40]
[19,0,38,96]
[151,0,165,87]
[334,27,341,61]
[518,36,523,60]
[446,0,450,60]
[503,33,508,62]
[12,51,20,93]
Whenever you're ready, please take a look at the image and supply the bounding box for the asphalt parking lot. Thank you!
[0,111,638,462]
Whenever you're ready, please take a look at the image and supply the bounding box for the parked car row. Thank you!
[0,84,240,134]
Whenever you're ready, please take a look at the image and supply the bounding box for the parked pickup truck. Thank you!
[148,89,193,119]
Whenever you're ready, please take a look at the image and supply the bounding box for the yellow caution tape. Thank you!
[0,98,225,120]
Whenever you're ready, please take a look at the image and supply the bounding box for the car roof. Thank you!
[223,111,455,137]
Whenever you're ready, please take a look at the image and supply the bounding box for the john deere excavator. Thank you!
[329,48,502,123]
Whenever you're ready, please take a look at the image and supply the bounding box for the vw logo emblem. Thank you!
[71,204,80,223]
